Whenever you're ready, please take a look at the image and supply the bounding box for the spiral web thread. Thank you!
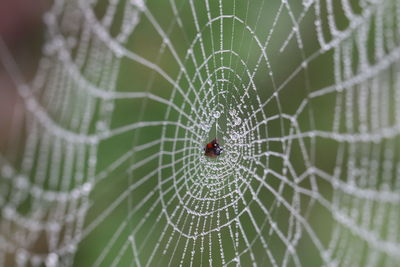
[0,0,400,266]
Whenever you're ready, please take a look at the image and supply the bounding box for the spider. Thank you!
[204,138,223,158]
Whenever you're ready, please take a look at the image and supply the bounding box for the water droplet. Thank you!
[16,249,28,265]
[46,253,59,267]
[213,111,220,118]
[201,123,210,131]
[68,244,77,252]
[82,182,92,195]
[132,0,145,10]
[231,132,239,140]
[234,117,242,126]
[16,176,28,189]
[114,46,124,58]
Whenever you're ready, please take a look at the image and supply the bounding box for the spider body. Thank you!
[204,138,223,158]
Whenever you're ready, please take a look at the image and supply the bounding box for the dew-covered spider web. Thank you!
[1,0,400,266]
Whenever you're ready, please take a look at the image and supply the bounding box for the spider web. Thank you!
[1,0,400,266]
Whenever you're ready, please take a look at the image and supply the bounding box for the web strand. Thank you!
[0,0,400,266]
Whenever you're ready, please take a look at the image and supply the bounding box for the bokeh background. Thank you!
[1,0,399,266]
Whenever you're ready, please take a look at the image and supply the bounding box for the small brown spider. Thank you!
[204,138,223,158]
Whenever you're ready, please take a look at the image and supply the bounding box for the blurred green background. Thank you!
[0,0,399,266]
